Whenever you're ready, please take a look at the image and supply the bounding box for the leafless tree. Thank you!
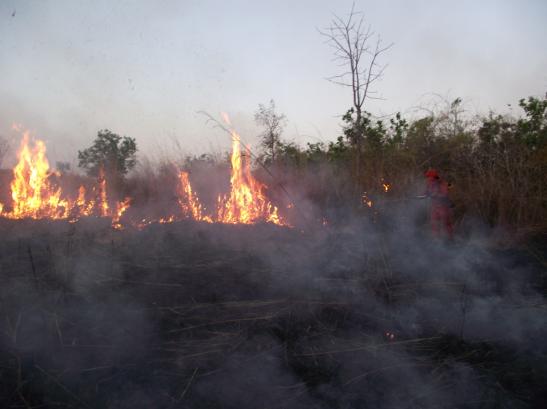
[320,4,392,125]
[254,99,286,163]
[319,4,392,193]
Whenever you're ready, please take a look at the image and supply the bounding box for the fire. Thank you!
[178,171,212,223]
[112,197,131,229]
[0,131,131,228]
[216,128,286,225]
[1,132,71,219]
[382,182,390,192]
[1,125,290,229]
[98,168,110,217]
[76,186,94,216]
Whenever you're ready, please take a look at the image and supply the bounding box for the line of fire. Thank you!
[0,125,292,230]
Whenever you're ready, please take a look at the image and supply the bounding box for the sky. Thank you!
[0,0,546,166]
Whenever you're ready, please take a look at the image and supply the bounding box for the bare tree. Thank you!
[320,4,392,191]
[254,99,286,163]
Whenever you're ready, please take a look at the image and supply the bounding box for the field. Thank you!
[0,212,545,409]
[1,2,546,408]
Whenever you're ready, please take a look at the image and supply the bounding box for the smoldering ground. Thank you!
[0,200,545,408]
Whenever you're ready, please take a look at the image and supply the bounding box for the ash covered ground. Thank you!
[0,213,545,409]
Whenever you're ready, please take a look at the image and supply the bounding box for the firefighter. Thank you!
[424,168,454,239]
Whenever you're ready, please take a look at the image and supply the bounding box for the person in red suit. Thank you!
[424,168,454,239]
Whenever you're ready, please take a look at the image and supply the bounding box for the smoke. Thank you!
[0,176,545,408]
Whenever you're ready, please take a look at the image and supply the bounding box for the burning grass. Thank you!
[0,123,545,407]
[0,128,291,229]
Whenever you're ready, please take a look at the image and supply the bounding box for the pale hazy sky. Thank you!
[1,0,546,165]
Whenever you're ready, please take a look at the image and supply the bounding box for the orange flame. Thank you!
[216,128,286,225]
[1,125,290,229]
[0,131,131,227]
[112,197,131,229]
[1,132,70,219]
[98,167,110,217]
[178,171,212,222]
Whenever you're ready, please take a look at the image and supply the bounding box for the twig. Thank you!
[177,367,199,402]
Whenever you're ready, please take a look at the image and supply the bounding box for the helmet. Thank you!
[425,168,439,179]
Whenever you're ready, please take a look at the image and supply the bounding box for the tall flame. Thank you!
[216,129,285,225]
[2,132,70,219]
[0,131,131,227]
[98,167,110,217]
[178,171,212,222]
[1,125,290,228]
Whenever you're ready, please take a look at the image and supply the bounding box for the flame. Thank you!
[76,186,95,216]
[382,182,390,192]
[98,168,110,217]
[112,197,131,229]
[1,132,70,219]
[1,125,290,229]
[216,128,286,225]
[128,119,290,228]
[0,131,131,227]
[178,171,212,222]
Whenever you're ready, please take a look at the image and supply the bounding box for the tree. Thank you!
[320,3,392,193]
[516,96,547,149]
[254,99,286,163]
[78,129,137,178]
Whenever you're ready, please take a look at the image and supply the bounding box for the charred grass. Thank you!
[0,219,545,408]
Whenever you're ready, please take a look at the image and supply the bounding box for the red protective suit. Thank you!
[425,169,454,239]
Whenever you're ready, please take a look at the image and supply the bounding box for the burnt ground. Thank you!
[0,217,545,409]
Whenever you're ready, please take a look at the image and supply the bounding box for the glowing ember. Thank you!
[362,192,373,208]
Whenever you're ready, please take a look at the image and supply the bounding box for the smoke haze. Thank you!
[1,0,546,164]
